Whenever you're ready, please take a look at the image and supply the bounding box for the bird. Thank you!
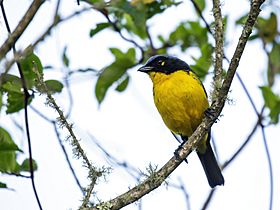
[138,55,224,188]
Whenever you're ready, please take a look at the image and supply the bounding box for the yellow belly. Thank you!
[149,70,209,137]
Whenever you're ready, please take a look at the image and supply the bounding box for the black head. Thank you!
[138,55,190,74]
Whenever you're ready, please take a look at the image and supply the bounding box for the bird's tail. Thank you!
[197,137,224,188]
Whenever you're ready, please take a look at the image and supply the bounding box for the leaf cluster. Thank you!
[88,0,213,103]
[0,51,63,188]
[0,52,63,113]
[0,127,37,188]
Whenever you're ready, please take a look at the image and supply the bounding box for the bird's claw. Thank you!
[174,143,188,163]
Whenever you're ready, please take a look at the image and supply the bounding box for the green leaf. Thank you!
[0,181,7,188]
[260,86,280,124]
[223,15,228,35]
[190,43,213,80]
[0,151,18,173]
[0,74,22,87]
[95,48,136,104]
[169,21,208,51]
[193,0,205,12]
[268,43,280,85]
[235,14,247,25]
[62,46,70,67]
[116,74,130,92]
[45,80,64,94]
[6,91,33,114]
[19,158,38,172]
[145,0,181,19]
[260,86,277,108]
[1,81,32,114]
[19,52,43,89]
[157,35,165,44]
[108,0,179,39]
[0,128,23,173]
[0,127,22,152]
[126,48,136,61]
[248,34,259,41]
[109,0,148,38]
[109,48,125,59]
[2,82,22,94]
[256,13,278,43]
[90,22,111,37]
[6,92,24,113]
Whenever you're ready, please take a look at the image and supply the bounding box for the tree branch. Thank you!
[2,7,91,76]
[0,0,44,61]
[212,0,224,100]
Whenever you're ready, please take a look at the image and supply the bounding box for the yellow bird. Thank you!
[138,55,224,188]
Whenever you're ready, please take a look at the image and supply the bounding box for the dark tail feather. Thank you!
[197,140,224,188]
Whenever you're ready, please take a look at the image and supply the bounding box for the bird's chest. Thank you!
[150,71,208,136]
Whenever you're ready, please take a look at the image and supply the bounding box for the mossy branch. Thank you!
[212,0,224,101]
[32,63,104,208]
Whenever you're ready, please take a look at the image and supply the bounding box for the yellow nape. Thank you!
[148,70,209,139]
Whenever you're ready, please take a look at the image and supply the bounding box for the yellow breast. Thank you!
[148,70,209,137]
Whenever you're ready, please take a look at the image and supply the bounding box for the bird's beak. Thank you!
[137,65,154,73]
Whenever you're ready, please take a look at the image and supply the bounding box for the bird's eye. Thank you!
[158,60,165,66]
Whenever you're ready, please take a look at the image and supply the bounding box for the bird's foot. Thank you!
[174,143,188,163]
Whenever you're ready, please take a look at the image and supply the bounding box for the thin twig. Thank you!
[100,11,145,64]
[53,123,84,194]
[146,25,156,54]
[89,133,141,179]
[30,105,53,122]
[260,125,273,210]
[177,178,191,210]
[222,118,259,169]
[201,189,216,210]
[5,172,31,178]
[0,2,43,209]
[210,135,220,162]
[67,68,98,76]
[236,73,259,115]
[63,71,74,118]
[201,120,259,210]
[189,0,213,35]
